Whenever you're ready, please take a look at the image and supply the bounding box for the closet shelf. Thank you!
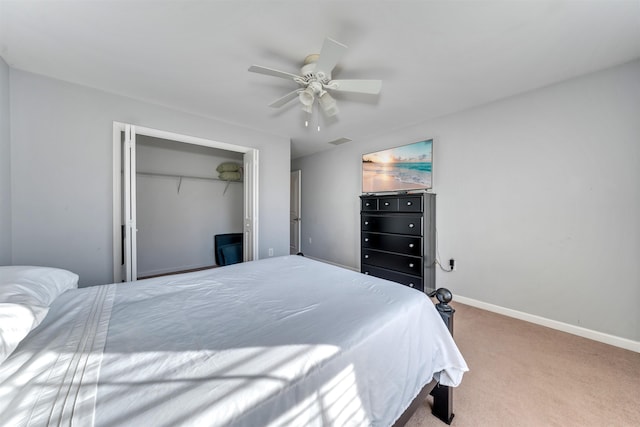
[137,171,242,183]
[137,171,242,195]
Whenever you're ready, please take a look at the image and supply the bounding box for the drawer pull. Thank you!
[384,202,390,206]
[364,238,369,242]
[408,223,414,228]
[409,243,414,248]
[364,254,369,259]
[409,263,414,268]
[407,201,412,206]
[365,202,370,207]
[364,221,369,225]
[409,283,414,288]
[364,271,369,275]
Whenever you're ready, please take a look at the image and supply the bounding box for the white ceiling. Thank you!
[1,0,639,158]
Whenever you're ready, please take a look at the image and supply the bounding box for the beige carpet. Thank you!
[406,302,640,427]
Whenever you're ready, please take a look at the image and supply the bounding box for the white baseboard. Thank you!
[453,295,639,353]
[137,263,213,278]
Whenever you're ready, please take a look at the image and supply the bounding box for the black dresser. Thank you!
[360,193,436,293]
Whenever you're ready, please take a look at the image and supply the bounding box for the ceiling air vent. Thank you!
[328,137,352,146]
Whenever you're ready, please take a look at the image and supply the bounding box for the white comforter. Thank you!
[0,256,467,426]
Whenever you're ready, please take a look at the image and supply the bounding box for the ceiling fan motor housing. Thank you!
[300,61,331,83]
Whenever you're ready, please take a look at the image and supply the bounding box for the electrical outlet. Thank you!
[268,248,274,257]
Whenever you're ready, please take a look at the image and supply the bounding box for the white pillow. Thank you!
[0,265,79,306]
[0,302,49,364]
[0,266,79,364]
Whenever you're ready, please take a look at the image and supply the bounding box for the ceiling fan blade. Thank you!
[248,65,300,81]
[314,38,348,78]
[326,79,382,95]
[268,90,300,108]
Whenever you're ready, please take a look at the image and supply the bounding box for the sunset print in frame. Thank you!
[362,139,433,193]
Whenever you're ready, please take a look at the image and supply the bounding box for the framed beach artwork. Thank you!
[362,139,433,194]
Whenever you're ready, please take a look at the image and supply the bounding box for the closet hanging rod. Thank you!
[136,171,242,183]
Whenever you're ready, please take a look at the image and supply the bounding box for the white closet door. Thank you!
[123,124,138,281]
[243,149,259,261]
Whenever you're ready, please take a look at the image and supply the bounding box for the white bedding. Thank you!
[0,256,468,426]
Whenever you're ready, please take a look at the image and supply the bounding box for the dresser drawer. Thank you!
[397,196,422,212]
[361,215,422,236]
[362,232,422,256]
[361,264,423,291]
[361,249,422,276]
[361,198,378,211]
[379,198,398,211]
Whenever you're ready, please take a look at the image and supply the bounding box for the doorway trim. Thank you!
[290,170,301,254]
[112,122,259,282]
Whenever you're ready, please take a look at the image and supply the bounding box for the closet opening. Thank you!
[112,123,258,283]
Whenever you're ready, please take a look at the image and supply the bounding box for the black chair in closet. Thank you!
[214,233,243,266]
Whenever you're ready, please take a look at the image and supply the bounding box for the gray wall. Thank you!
[10,69,290,286]
[293,60,640,342]
[0,57,10,265]
[136,136,244,276]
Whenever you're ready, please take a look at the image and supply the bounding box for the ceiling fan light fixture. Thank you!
[299,88,315,107]
[318,92,339,117]
[301,103,313,114]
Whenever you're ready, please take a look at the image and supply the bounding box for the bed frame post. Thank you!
[431,288,455,425]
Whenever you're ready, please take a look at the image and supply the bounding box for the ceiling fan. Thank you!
[248,37,382,118]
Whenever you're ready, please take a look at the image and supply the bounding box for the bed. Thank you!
[0,255,468,426]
